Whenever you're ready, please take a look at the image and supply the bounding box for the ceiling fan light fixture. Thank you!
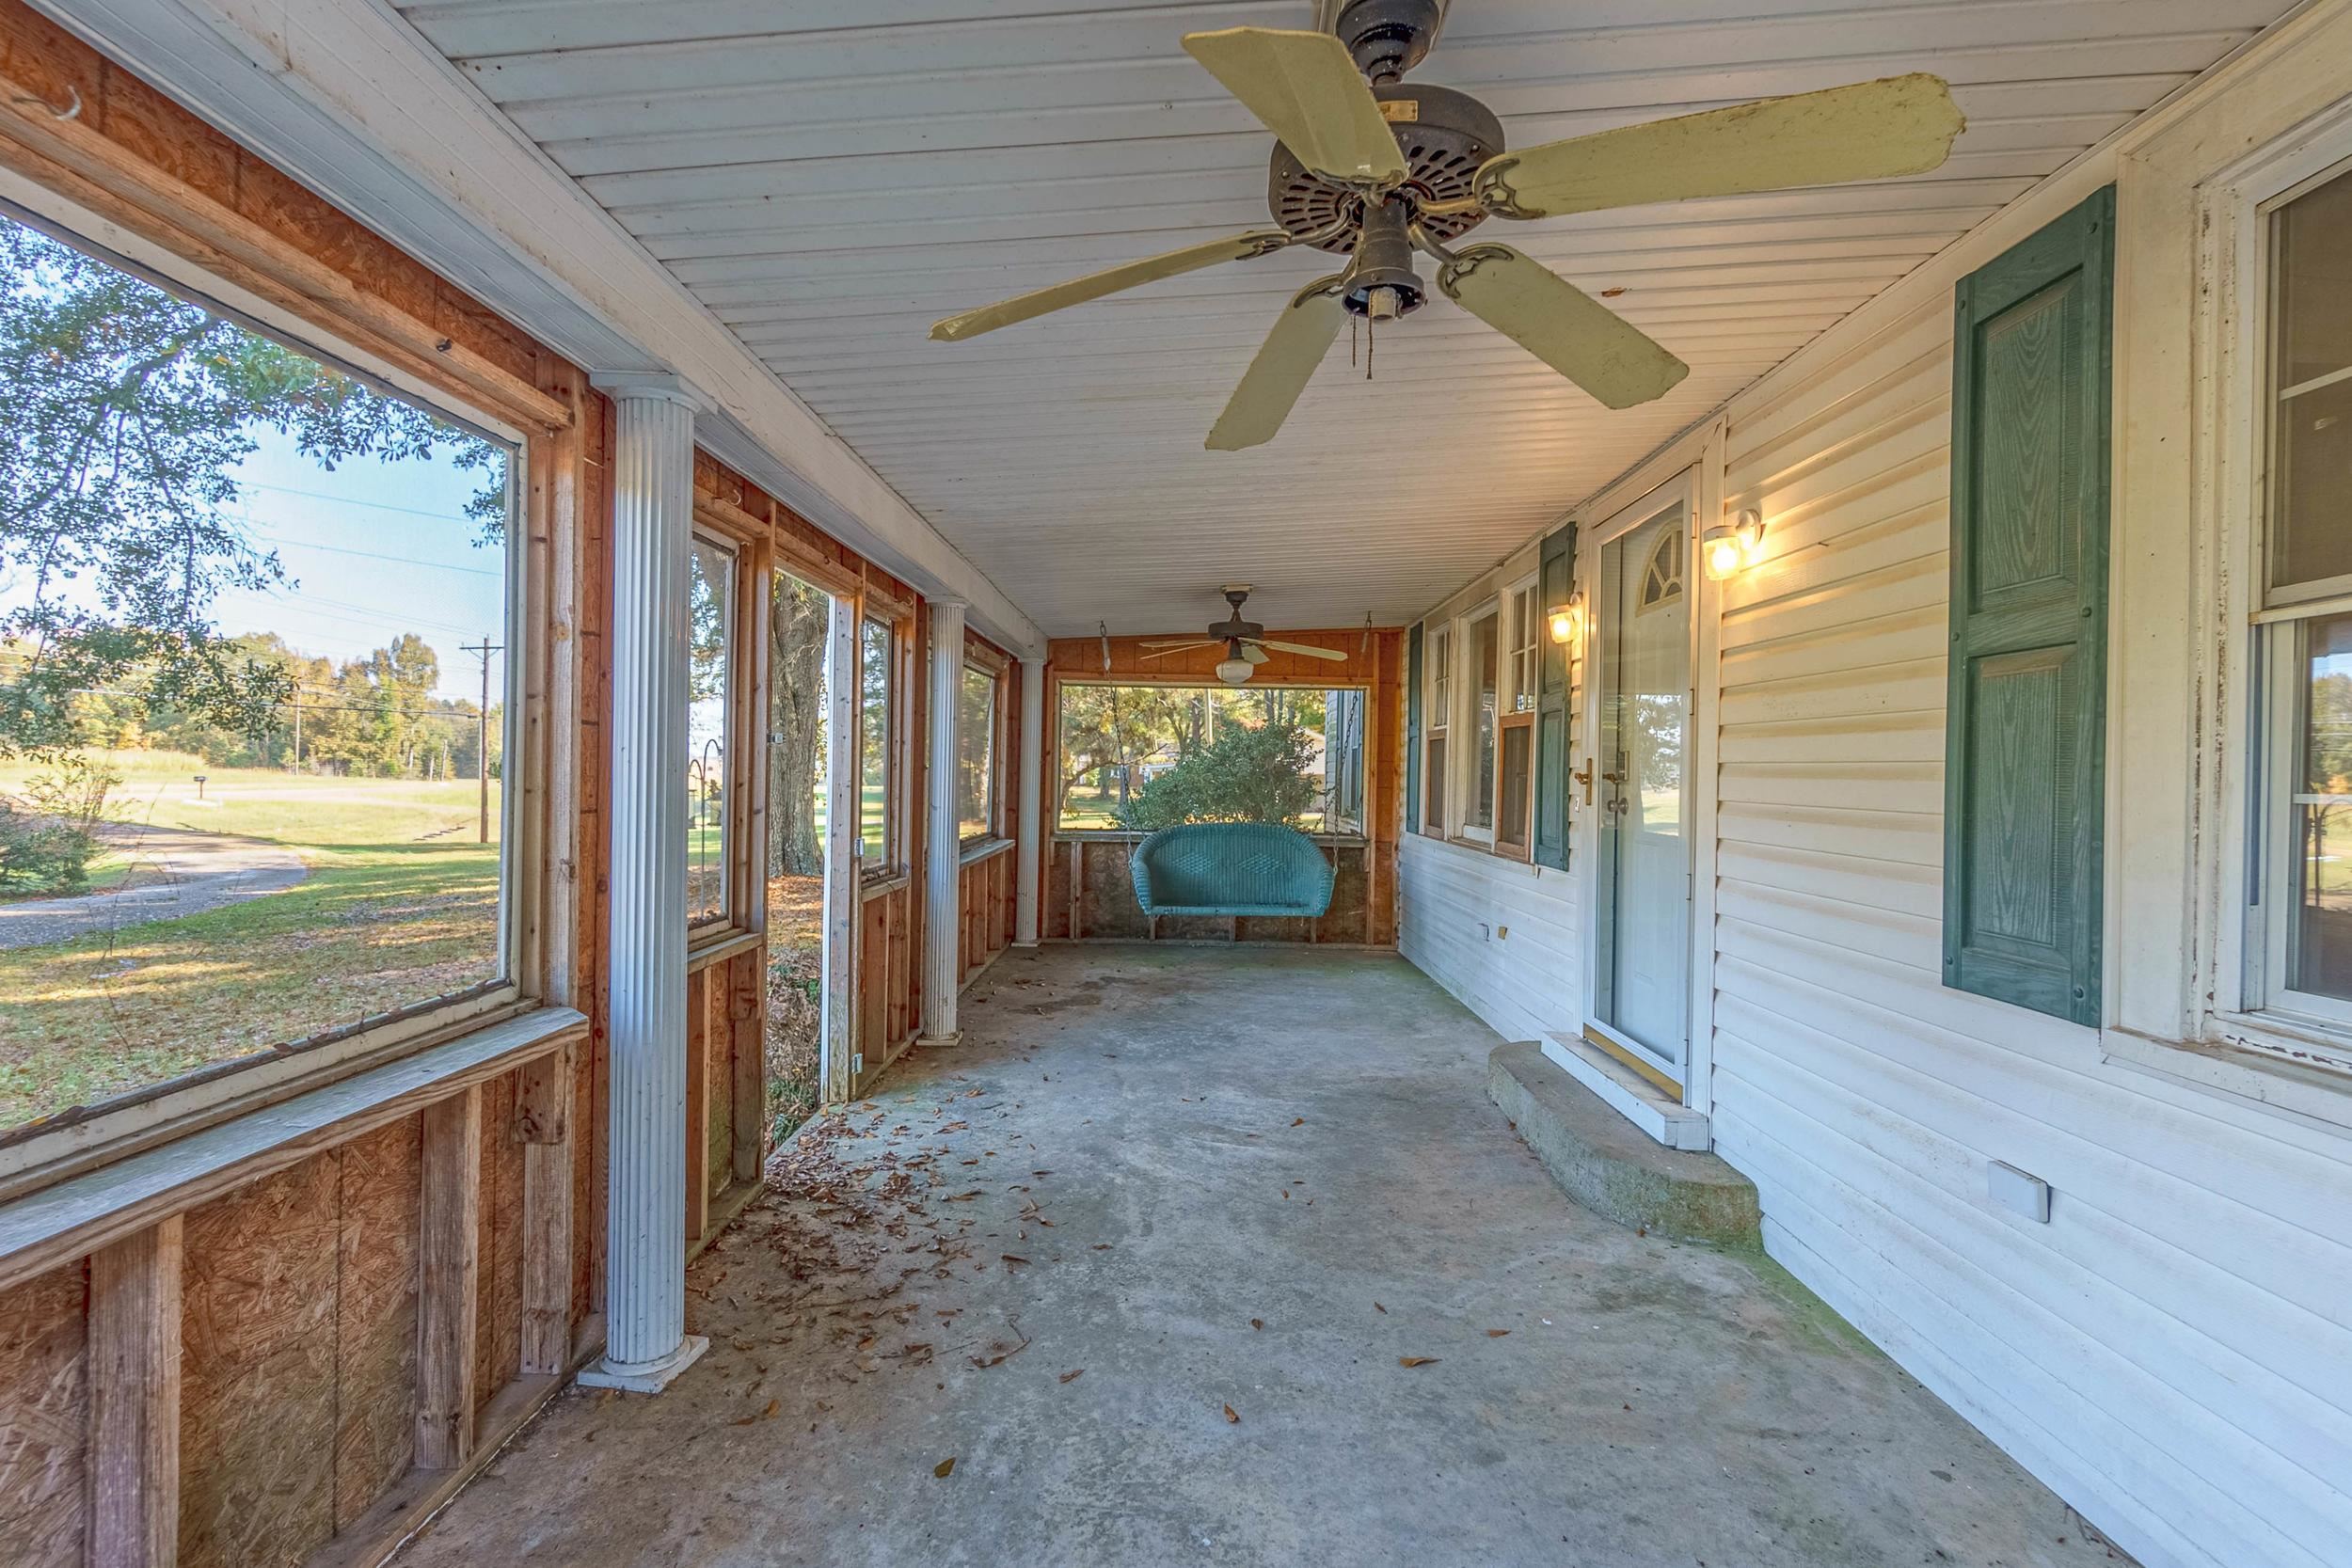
[1216,657,1257,685]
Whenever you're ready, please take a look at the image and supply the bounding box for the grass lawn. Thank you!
[0,756,502,1132]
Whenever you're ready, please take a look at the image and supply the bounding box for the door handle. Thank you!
[1571,763,1594,804]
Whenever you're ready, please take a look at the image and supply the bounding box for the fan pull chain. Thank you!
[1350,314,1359,369]
[1366,312,1375,380]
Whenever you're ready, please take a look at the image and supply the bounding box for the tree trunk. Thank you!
[768,577,828,878]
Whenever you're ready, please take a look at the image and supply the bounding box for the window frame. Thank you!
[0,194,562,1185]
[685,526,743,935]
[2110,97,2352,1116]
[1458,599,1503,846]
[1423,621,1453,836]
[2240,154,2352,1037]
[855,610,908,881]
[957,652,1009,848]
[1049,676,1374,842]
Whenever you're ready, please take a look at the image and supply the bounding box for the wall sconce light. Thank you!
[1703,508,1769,580]
[1547,592,1584,645]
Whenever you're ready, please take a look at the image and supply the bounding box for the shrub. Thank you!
[1120,719,1317,832]
[0,753,119,893]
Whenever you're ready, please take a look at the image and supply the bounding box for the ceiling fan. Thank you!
[1140,586,1351,685]
[930,0,1963,450]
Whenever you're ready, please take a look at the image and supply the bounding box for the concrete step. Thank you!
[1487,1041,1762,1248]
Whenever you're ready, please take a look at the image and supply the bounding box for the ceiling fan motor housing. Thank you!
[1335,0,1445,84]
[1266,82,1505,254]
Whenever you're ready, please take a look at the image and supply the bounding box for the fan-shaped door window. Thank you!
[1638,528,1684,612]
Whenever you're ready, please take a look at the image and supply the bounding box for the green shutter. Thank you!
[1405,621,1423,835]
[1944,186,2112,1026]
[1534,523,1576,869]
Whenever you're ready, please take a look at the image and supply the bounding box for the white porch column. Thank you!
[921,598,966,1045]
[580,372,707,1395]
[1014,656,1044,946]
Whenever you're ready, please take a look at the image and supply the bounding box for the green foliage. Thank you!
[0,214,504,760]
[1120,717,1318,831]
[0,752,119,892]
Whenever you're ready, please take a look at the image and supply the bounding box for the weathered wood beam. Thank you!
[416,1087,482,1470]
[87,1214,183,1568]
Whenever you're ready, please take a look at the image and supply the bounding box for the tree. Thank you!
[1055,683,1189,823]
[0,214,503,759]
[768,576,828,877]
[1120,717,1318,831]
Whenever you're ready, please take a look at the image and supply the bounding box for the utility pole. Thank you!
[289,686,302,774]
[460,638,502,844]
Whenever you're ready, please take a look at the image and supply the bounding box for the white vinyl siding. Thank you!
[1398,833,1579,1048]
[1710,294,2352,1568]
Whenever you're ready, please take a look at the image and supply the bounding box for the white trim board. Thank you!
[1540,1034,1712,1152]
[31,0,1041,656]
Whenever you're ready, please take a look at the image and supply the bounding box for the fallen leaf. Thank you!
[1249,1318,1264,1331]
[1399,1357,1440,1368]
[1374,1302,1387,1314]
[934,1457,956,1478]
[1487,1329,1510,1338]
[1291,1117,1305,1126]
[730,1397,782,1426]
[1059,1369,1085,1384]
[1002,1254,1030,1266]
[1223,1404,1240,1424]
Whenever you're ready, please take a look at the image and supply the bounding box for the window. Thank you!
[687,533,737,928]
[0,211,518,1135]
[1464,606,1502,840]
[1508,581,1539,712]
[858,616,896,872]
[1497,716,1534,857]
[1056,683,1362,833]
[1425,624,1451,834]
[958,661,998,844]
[2254,164,2352,1021]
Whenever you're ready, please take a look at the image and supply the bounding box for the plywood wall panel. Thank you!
[179,1154,340,1568]
[0,1259,87,1568]
[331,1116,420,1531]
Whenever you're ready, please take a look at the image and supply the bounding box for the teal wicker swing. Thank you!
[1128,822,1335,920]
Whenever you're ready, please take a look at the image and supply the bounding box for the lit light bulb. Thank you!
[1701,526,1743,581]
[1548,600,1581,644]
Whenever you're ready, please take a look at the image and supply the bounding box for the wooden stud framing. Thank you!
[683,976,709,1245]
[729,954,763,1185]
[415,1088,482,1472]
[516,1043,572,1376]
[87,1215,181,1568]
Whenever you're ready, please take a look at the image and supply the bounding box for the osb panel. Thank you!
[0,1259,87,1568]
[181,1152,340,1568]
[1326,849,1372,943]
[473,1072,523,1420]
[1079,841,1151,940]
[333,1114,420,1530]
[1046,841,1073,937]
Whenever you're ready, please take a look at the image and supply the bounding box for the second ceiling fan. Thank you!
[930,0,1963,451]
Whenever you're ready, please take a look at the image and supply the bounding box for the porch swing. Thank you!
[1129,821,1335,921]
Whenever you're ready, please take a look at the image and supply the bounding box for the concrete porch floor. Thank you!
[398,947,2125,1568]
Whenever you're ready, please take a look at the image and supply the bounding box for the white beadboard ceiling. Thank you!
[392,0,2295,635]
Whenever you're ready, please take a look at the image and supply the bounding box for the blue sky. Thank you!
[205,425,505,705]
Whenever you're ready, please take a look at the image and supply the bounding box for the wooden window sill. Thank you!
[687,927,763,970]
[960,836,1017,866]
[0,1006,586,1291]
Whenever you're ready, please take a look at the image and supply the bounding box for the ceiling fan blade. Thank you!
[1242,643,1270,665]
[1206,277,1347,451]
[1139,639,1217,649]
[1183,26,1407,188]
[1438,244,1688,410]
[1249,638,1348,662]
[1473,73,1963,220]
[931,230,1293,341]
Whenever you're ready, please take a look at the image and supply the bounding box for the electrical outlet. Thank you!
[851,1052,866,1076]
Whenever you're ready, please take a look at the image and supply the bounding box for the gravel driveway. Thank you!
[0,821,309,951]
